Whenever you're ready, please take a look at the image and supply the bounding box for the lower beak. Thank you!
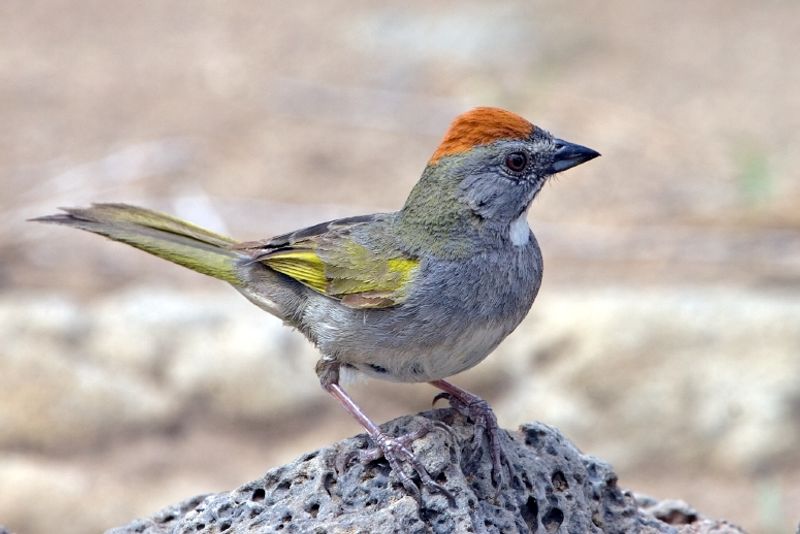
[548,139,600,174]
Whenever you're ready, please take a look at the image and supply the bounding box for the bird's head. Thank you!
[400,107,599,239]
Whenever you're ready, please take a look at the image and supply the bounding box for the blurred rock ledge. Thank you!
[107,411,745,534]
[2,286,799,472]
[2,286,798,474]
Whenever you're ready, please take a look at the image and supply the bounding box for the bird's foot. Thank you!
[434,391,509,487]
[337,423,454,504]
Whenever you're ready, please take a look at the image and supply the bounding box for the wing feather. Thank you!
[262,250,328,292]
[235,215,418,309]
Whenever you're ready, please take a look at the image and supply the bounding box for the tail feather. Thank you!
[32,203,243,285]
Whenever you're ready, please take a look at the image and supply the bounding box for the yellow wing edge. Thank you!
[262,250,419,308]
[263,250,328,292]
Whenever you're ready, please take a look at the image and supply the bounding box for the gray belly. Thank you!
[303,241,542,383]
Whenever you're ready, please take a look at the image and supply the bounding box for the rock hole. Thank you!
[305,501,320,518]
[220,521,231,532]
[521,472,533,491]
[658,509,698,525]
[542,507,564,533]
[551,471,568,492]
[277,479,291,491]
[435,471,447,484]
[322,472,336,497]
[524,427,545,447]
[520,496,538,531]
[195,524,205,531]
[161,513,175,522]
[419,506,437,524]
[368,460,391,477]
[251,488,266,502]
[300,451,318,462]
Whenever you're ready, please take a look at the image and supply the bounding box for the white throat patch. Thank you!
[509,211,531,246]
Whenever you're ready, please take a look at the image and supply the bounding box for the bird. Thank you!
[33,107,599,501]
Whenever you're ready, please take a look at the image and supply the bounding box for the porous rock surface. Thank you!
[108,409,745,534]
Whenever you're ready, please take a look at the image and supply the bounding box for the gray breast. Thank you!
[304,238,542,383]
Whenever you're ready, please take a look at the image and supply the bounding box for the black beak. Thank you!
[548,138,600,174]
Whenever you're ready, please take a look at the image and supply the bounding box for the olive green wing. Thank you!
[235,215,419,309]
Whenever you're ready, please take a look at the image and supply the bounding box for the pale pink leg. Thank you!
[318,360,453,503]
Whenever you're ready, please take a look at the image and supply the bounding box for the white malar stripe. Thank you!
[509,211,530,246]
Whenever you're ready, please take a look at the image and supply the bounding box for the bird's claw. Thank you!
[432,392,451,406]
[439,392,509,488]
[336,423,455,505]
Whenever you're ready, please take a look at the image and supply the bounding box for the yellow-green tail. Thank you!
[32,203,243,285]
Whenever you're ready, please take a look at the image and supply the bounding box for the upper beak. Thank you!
[548,138,600,174]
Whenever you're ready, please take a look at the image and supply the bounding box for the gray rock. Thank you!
[107,409,744,534]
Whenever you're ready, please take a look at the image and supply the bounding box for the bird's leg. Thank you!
[316,359,453,503]
[430,379,508,487]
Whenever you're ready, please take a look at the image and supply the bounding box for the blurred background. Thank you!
[2,1,799,532]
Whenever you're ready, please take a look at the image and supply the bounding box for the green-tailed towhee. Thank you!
[34,107,599,501]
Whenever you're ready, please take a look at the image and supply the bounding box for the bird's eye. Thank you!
[505,152,528,172]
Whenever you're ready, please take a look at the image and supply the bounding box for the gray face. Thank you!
[457,129,556,225]
[457,128,599,225]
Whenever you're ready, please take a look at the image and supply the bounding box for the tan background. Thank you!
[2,1,799,533]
